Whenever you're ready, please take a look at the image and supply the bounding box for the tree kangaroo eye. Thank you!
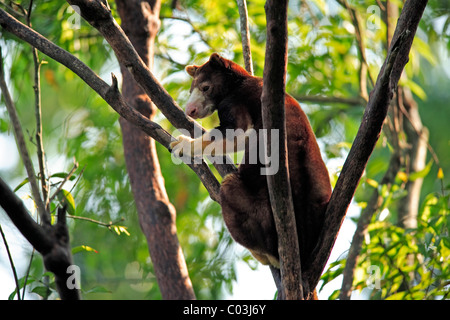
[201,85,210,92]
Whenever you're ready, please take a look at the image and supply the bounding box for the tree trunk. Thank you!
[396,87,428,230]
[115,0,195,300]
[262,0,304,300]
[386,1,428,231]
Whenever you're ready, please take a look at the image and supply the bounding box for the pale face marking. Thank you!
[185,87,214,119]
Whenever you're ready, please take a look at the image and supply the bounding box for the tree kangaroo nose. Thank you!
[186,105,198,118]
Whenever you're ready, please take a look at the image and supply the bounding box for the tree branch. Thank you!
[0,7,221,202]
[304,0,428,290]
[0,47,49,225]
[0,225,21,299]
[340,1,431,298]
[66,0,236,178]
[0,177,81,299]
[236,0,253,75]
[26,0,50,208]
[262,0,303,300]
[48,160,79,205]
[0,178,51,252]
[160,14,214,50]
[0,9,168,145]
[336,0,375,99]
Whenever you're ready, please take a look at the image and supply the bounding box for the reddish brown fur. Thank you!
[183,53,331,272]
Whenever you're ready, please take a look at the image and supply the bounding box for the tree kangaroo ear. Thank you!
[209,53,229,69]
[185,65,199,77]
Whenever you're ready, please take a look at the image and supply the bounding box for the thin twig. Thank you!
[236,0,253,75]
[66,0,236,177]
[155,52,187,69]
[68,164,86,195]
[66,214,124,228]
[336,0,376,99]
[0,225,21,300]
[160,15,213,50]
[0,8,224,202]
[21,248,35,300]
[0,0,25,17]
[48,160,79,205]
[22,6,44,293]
[0,47,49,225]
[27,0,49,210]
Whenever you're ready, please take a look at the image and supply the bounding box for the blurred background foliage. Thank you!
[0,0,449,299]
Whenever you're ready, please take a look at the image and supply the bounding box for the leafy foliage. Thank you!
[0,0,449,300]
[323,190,449,300]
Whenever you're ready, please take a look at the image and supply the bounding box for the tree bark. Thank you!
[304,0,429,291]
[67,0,236,180]
[0,7,222,201]
[0,0,429,301]
[237,0,253,75]
[340,1,429,299]
[115,0,195,300]
[262,0,304,300]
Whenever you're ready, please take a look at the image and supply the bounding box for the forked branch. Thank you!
[66,0,236,178]
[0,7,221,201]
[305,0,429,291]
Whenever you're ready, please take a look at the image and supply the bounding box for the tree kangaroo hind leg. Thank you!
[219,172,279,267]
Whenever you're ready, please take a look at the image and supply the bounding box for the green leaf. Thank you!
[111,225,130,236]
[408,160,433,181]
[443,237,450,249]
[402,78,427,101]
[328,289,340,300]
[412,37,437,66]
[50,172,77,181]
[0,118,9,132]
[31,286,52,298]
[385,291,408,300]
[72,245,98,254]
[14,177,30,192]
[7,275,37,300]
[58,189,76,215]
